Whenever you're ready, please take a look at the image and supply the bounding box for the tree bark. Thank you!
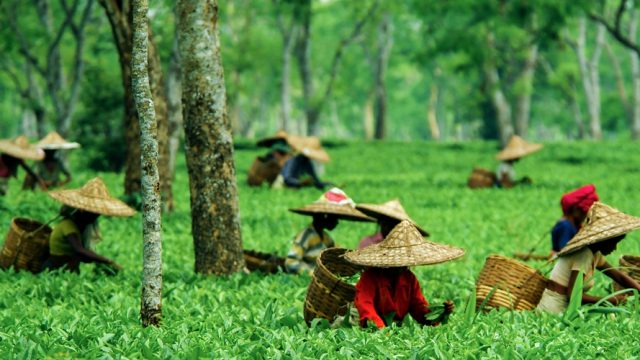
[178,0,244,275]
[166,31,183,178]
[373,13,392,140]
[514,43,538,138]
[98,0,173,209]
[132,0,162,327]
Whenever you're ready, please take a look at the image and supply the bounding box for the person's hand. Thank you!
[443,300,455,315]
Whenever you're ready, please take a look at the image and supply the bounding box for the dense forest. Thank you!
[2,0,640,157]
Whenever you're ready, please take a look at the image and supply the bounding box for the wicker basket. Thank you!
[613,255,640,291]
[243,249,285,274]
[467,167,496,189]
[0,218,52,273]
[303,248,364,325]
[247,157,282,187]
[475,254,548,311]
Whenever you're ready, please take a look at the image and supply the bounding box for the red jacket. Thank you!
[354,268,431,329]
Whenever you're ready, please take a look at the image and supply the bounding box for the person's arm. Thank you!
[599,260,640,292]
[19,162,48,190]
[407,273,432,325]
[551,221,575,253]
[301,158,327,189]
[354,272,386,329]
[65,233,118,266]
[567,270,625,305]
[281,157,303,188]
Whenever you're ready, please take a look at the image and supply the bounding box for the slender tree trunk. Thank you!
[373,14,392,140]
[427,82,441,141]
[576,18,604,140]
[363,94,374,140]
[293,0,316,135]
[132,0,162,328]
[605,42,632,123]
[484,34,513,146]
[630,9,640,140]
[166,33,183,178]
[178,0,244,275]
[280,27,296,132]
[570,85,586,139]
[514,44,538,138]
[21,109,38,139]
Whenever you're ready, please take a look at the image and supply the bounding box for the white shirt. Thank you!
[497,162,516,183]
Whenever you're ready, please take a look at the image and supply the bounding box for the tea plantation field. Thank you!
[1,140,640,358]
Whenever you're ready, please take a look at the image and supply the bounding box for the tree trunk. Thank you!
[98,0,173,208]
[514,44,538,138]
[605,42,632,124]
[280,26,296,132]
[427,82,441,141]
[570,84,586,139]
[373,14,392,140]
[576,18,604,140]
[132,0,162,328]
[484,34,513,147]
[21,109,38,139]
[630,9,640,140]
[363,94,374,140]
[178,0,244,275]
[293,0,316,135]
[166,32,183,178]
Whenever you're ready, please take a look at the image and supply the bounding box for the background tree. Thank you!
[132,0,162,327]
[178,0,244,275]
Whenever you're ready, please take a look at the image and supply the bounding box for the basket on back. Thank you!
[0,218,52,273]
[467,167,497,189]
[476,254,548,311]
[243,249,285,274]
[613,255,640,291]
[303,248,363,325]
[247,157,282,187]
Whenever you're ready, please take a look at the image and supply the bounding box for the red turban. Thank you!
[560,184,599,215]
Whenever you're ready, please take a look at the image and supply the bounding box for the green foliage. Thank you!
[1,141,640,357]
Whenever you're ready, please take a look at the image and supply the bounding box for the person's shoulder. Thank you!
[56,218,80,234]
[553,219,575,232]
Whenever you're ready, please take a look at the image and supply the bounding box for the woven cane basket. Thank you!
[0,218,52,273]
[475,254,548,311]
[243,249,285,274]
[247,157,282,187]
[467,168,496,189]
[613,255,640,291]
[303,248,364,324]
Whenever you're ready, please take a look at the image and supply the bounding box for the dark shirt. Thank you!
[551,219,577,252]
[280,154,325,189]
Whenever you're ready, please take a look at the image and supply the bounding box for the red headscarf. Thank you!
[560,184,599,215]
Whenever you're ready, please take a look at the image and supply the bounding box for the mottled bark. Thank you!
[132,0,162,327]
[98,0,173,208]
[514,44,538,138]
[166,32,183,178]
[373,14,392,140]
[178,0,244,275]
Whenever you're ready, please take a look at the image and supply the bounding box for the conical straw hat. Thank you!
[558,202,640,256]
[37,131,81,150]
[356,199,429,236]
[344,220,465,267]
[287,135,331,163]
[289,187,374,222]
[0,136,45,160]
[256,130,289,147]
[48,177,136,217]
[495,135,543,161]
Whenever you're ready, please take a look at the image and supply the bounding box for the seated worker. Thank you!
[344,220,464,329]
[538,202,640,314]
[42,177,136,273]
[551,184,599,254]
[356,199,429,249]
[273,135,332,190]
[24,131,80,190]
[285,188,374,274]
[248,130,291,187]
[495,135,542,188]
[0,136,45,195]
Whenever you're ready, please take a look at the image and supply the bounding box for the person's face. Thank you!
[315,214,338,231]
[2,154,20,173]
[379,216,399,237]
[570,207,588,226]
[76,210,100,225]
[594,236,625,255]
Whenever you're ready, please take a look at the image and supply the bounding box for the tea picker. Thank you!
[23,131,80,190]
[0,136,46,195]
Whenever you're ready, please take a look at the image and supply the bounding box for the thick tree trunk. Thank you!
[630,9,640,140]
[132,0,162,328]
[373,14,392,140]
[178,0,244,275]
[166,33,183,178]
[514,44,538,138]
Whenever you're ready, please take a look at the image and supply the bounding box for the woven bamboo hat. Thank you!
[0,136,45,161]
[37,131,81,150]
[356,199,429,236]
[344,220,465,267]
[289,187,374,222]
[288,135,331,163]
[495,135,543,161]
[558,202,640,256]
[257,130,289,148]
[48,177,136,217]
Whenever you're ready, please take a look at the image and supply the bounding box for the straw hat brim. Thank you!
[0,140,45,160]
[343,241,465,267]
[287,136,331,163]
[48,190,136,217]
[496,143,543,161]
[39,142,81,150]
[289,203,374,222]
[356,203,429,236]
[558,217,640,256]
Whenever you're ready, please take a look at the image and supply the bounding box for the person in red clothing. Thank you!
[344,220,465,329]
[356,199,429,249]
[551,184,599,254]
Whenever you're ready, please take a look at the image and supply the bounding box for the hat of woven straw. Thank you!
[0,136,45,160]
[356,199,429,236]
[48,177,136,217]
[256,130,289,148]
[289,187,374,222]
[37,131,81,150]
[287,135,331,163]
[495,135,543,161]
[558,202,640,256]
[344,220,464,267]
